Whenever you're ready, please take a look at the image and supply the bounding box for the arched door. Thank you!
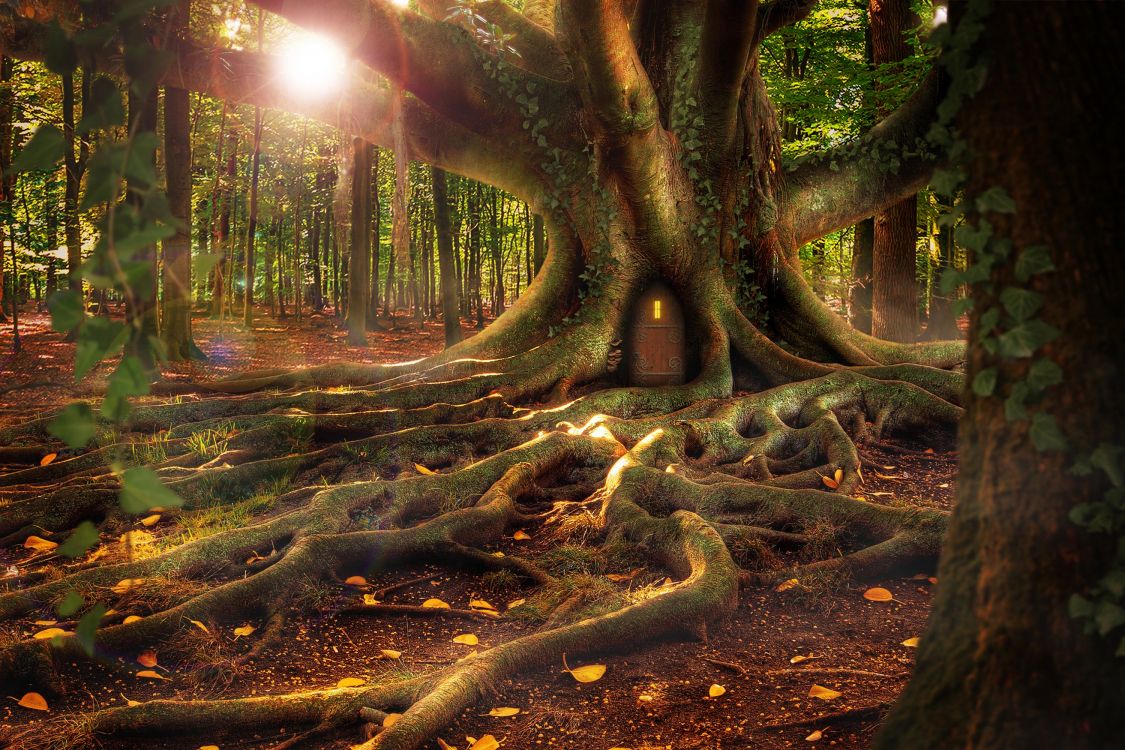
[627,281,686,386]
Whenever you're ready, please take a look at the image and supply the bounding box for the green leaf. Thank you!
[7,125,65,174]
[1030,412,1068,452]
[999,287,1043,323]
[44,22,78,75]
[48,403,96,449]
[47,290,85,333]
[77,76,125,134]
[1004,381,1030,422]
[979,307,1001,337]
[972,367,998,397]
[75,603,106,657]
[974,186,1017,214]
[1026,358,1063,393]
[119,466,183,514]
[57,591,84,618]
[953,297,974,317]
[1015,245,1054,283]
[1095,600,1125,636]
[1069,594,1095,619]
[997,320,1059,359]
[75,317,129,380]
[58,521,100,558]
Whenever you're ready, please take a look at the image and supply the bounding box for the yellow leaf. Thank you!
[136,670,169,680]
[806,730,823,742]
[808,684,841,700]
[790,653,816,664]
[506,598,526,609]
[875,472,901,480]
[567,663,606,683]
[17,692,48,711]
[741,452,756,465]
[457,649,479,662]
[820,474,839,489]
[469,599,498,612]
[488,706,520,717]
[437,740,457,750]
[863,587,894,602]
[363,594,381,606]
[423,598,451,609]
[834,468,844,484]
[902,637,920,648]
[32,619,56,627]
[452,633,479,646]
[383,713,401,727]
[40,452,58,466]
[137,650,158,668]
[414,463,436,475]
[189,619,210,634]
[606,568,642,582]
[469,736,499,750]
[112,578,145,594]
[33,627,71,640]
[512,530,531,541]
[233,624,256,637]
[638,694,653,702]
[344,575,368,586]
[708,684,726,698]
[23,535,57,552]
[123,615,143,624]
[199,746,220,750]
[775,578,799,592]
[337,677,366,688]
[380,649,402,659]
[139,514,161,527]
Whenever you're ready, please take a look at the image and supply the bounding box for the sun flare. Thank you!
[276,31,348,99]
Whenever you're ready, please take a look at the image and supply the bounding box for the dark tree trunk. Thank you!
[243,103,263,327]
[346,138,372,345]
[62,69,89,297]
[880,3,1125,748]
[432,166,461,347]
[368,148,381,326]
[849,216,874,333]
[125,85,159,361]
[211,134,235,318]
[0,55,12,327]
[161,76,197,359]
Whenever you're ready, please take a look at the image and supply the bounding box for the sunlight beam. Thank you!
[275,31,348,99]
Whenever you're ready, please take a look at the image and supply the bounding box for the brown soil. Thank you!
[0,305,958,750]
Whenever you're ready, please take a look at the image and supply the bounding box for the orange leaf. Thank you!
[422,598,451,609]
[380,649,402,659]
[137,650,158,668]
[469,736,499,750]
[23,535,58,552]
[40,452,58,466]
[708,684,726,697]
[136,670,169,680]
[808,684,841,700]
[337,677,366,688]
[33,627,71,640]
[233,624,256,637]
[512,530,531,541]
[139,514,161,527]
[806,729,824,741]
[123,615,143,624]
[834,468,844,484]
[901,637,920,648]
[820,474,839,490]
[775,578,800,592]
[17,692,48,711]
[863,587,894,602]
[344,575,368,587]
[189,619,210,634]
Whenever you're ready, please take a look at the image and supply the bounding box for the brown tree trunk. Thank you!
[868,0,918,342]
[125,85,159,361]
[243,100,263,327]
[161,77,197,359]
[346,138,372,345]
[880,3,1125,748]
[849,216,874,333]
[62,69,89,297]
[432,166,461,347]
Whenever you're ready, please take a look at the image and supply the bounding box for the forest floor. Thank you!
[0,306,958,750]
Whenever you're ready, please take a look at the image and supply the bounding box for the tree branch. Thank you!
[696,0,760,163]
[755,0,819,41]
[777,70,943,249]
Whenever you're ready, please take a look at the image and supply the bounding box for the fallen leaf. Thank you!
[512,530,531,541]
[457,650,479,662]
[808,684,841,700]
[363,594,381,606]
[380,649,402,659]
[123,615,143,624]
[414,463,436,475]
[344,575,368,586]
[112,578,145,595]
[422,598,451,609]
[606,568,642,582]
[506,598,526,609]
[741,452,756,465]
[924,448,935,454]
[790,653,816,664]
[40,452,58,466]
[17,692,48,711]
[233,624,256,637]
[881,464,897,470]
[566,663,606,683]
[875,472,901,480]
[638,694,653,702]
[139,514,161,527]
[437,740,457,750]
[23,535,58,552]
[820,474,839,489]
[189,619,209,634]
[137,650,158,668]
[33,627,71,640]
[469,736,499,750]
[488,707,520,717]
[199,746,220,750]
[928,576,938,584]
[834,468,844,483]
[136,670,169,680]
[32,619,56,627]
[708,684,726,698]
[469,599,498,611]
[337,677,366,688]
[775,578,799,592]
[806,729,823,742]
[453,633,479,645]
[863,587,894,602]
[383,713,401,727]
[902,637,920,648]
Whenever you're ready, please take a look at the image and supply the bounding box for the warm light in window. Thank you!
[653,299,662,320]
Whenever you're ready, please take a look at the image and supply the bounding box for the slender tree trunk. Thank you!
[346,138,372,345]
[368,148,381,326]
[880,3,1125,747]
[125,85,159,362]
[62,68,89,298]
[211,133,234,318]
[432,166,462,347]
[849,217,874,333]
[243,98,263,326]
[0,55,12,327]
[161,69,197,359]
[292,123,306,319]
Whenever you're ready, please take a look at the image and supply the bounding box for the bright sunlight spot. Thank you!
[276,31,348,99]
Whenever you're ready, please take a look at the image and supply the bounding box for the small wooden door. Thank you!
[627,281,686,386]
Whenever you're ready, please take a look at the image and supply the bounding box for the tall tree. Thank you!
[346,137,371,345]
[61,68,89,296]
[242,12,264,327]
[124,85,159,363]
[431,165,460,347]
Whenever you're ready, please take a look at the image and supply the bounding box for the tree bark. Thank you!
[346,138,372,345]
[431,166,461,347]
[125,85,159,363]
[243,100,263,327]
[161,79,197,359]
[880,3,1125,748]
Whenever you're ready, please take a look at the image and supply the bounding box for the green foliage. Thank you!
[7,124,65,173]
[118,465,184,514]
[48,403,97,449]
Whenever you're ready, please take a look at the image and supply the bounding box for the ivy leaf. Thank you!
[999,287,1043,323]
[1026,359,1063,393]
[48,403,96,449]
[57,591,84,618]
[1094,600,1125,636]
[58,521,100,558]
[974,186,1017,214]
[979,307,1001,337]
[1015,245,1054,283]
[953,297,975,317]
[8,125,65,174]
[119,467,183,515]
[1030,412,1068,452]
[74,317,129,380]
[997,320,1059,359]
[972,367,998,397]
[75,603,107,656]
[1069,594,1095,619]
[955,218,992,253]
[1004,381,1030,422]
[47,290,85,333]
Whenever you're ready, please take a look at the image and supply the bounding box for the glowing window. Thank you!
[653,299,662,320]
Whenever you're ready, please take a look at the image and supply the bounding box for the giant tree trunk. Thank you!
[880,3,1125,747]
